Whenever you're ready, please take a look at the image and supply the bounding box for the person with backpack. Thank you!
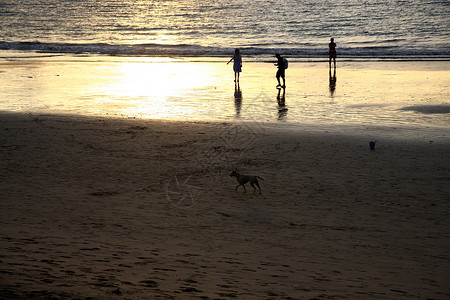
[275,53,288,88]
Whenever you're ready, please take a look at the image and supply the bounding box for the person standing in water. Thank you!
[275,53,286,88]
[227,49,242,82]
[329,38,337,68]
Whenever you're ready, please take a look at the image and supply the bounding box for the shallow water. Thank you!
[1,0,449,58]
[1,56,449,129]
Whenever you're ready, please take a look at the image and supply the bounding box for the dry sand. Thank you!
[1,112,449,299]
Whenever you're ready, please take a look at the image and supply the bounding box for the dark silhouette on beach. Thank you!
[329,38,337,68]
[227,49,242,82]
[329,67,337,97]
[275,53,287,88]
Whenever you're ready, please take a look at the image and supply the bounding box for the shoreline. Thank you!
[1,112,449,299]
[2,49,450,62]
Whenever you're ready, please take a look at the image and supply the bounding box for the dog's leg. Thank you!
[250,178,262,194]
[235,184,246,192]
[255,181,262,194]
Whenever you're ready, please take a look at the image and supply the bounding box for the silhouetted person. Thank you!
[227,48,242,82]
[329,67,337,97]
[275,53,287,88]
[329,38,337,68]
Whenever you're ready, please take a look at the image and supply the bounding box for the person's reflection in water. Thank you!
[234,82,242,117]
[329,66,337,98]
[277,87,288,120]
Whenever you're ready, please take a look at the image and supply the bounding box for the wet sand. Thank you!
[1,56,449,128]
[1,112,449,299]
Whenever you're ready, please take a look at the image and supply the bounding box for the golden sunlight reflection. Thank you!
[104,60,219,118]
[2,58,448,127]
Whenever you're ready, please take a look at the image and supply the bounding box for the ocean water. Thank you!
[1,0,449,59]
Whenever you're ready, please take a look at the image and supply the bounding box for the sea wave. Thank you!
[1,40,449,59]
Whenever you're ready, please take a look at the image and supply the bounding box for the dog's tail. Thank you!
[257,176,264,180]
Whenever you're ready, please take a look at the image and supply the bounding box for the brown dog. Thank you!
[230,169,263,193]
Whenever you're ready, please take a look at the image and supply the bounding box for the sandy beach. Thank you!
[1,111,449,299]
[3,0,450,298]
